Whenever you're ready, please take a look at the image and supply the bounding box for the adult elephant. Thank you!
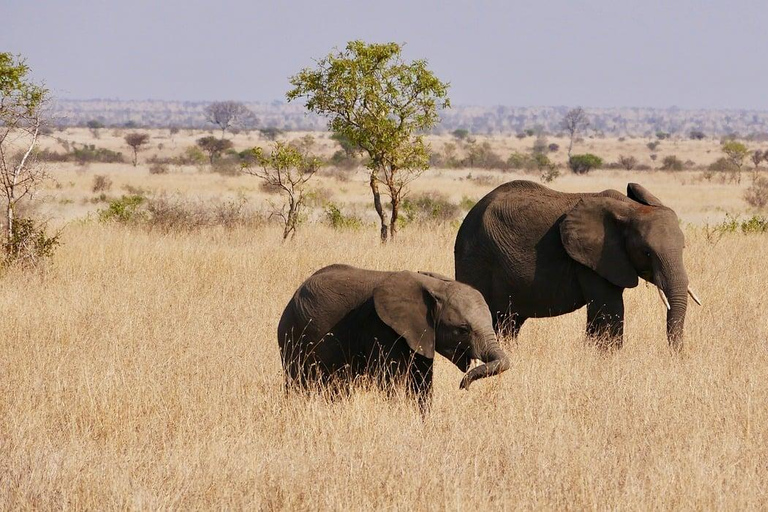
[278,264,510,408]
[454,180,700,349]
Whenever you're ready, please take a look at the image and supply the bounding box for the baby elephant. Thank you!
[278,264,510,406]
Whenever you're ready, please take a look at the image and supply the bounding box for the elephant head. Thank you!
[560,183,700,349]
[372,271,510,388]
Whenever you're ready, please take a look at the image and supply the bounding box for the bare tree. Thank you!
[243,142,321,240]
[751,149,764,182]
[204,101,255,138]
[0,53,50,249]
[124,132,150,167]
[561,107,590,157]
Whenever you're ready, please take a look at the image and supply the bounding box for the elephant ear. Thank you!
[627,183,665,207]
[560,197,639,289]
[373,271,437,358]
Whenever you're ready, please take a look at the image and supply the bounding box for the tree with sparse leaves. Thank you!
[124,132,150,167]
[204,101,255,138]
[287,40,450,242]
[721,141,750,184]
[243,142,321,240]
[0,53,56,263]
[561,107,590,157]
[196,136,233,164]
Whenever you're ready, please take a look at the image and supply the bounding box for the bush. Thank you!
[463,142,506,169]
[35,148,69,162]
[744,177,768,209]
[3,218,60,268]
[506,152,533,170]
[325,203,363,230]
[617,155,638,170]
[548,143,560,152]
[400,193,461,226]
[661,155,684,171]
[690,130,706,140]
[568,154,603,174]
[647,141,660,151]
[92,174,113,193]
[98,195,147,223]
[709,213,768,234]
[72,144,124,164]
[149,163,168,175]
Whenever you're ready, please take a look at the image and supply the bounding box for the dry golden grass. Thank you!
[1,216,766,509]
[2,130,767,508]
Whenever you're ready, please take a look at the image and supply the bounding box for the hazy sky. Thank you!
[4,0,767,109]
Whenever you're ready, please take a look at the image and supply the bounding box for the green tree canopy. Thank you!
[286,40,450,242]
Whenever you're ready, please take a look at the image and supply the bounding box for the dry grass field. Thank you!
[1,130,767,509]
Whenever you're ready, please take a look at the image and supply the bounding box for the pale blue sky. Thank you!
[4,0,767,109]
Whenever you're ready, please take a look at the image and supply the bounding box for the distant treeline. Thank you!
[52,99,768,138]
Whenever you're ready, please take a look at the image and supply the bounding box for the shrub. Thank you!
[548,143,560,152]
[72,144,124,164]
[656,131,670,140]
[325,203,363,230]
[661,155,684,171]
[149,163,168,175]
[568,154,603,174]
[506,152,533,170]
[98,195,147,223]
[617,155,638,170]
[744,177,768,209]
[92,174,113,193]
[463,142,505,169]
[690,130,706,140]
[3,218,60,268]
[647,141,660,151]
[709,213,768,234]
[400,193,461,226]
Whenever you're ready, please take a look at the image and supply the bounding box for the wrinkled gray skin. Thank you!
[455,180,691,350]
[278,264,510,407]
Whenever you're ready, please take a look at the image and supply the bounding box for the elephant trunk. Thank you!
[656,263,689,351]
[459,332,510,390]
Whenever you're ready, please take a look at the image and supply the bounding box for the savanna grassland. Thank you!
[1,128,767,509]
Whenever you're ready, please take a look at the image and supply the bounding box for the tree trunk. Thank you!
[389,194,399,240]
[132,148,138,167]
[5,202,13,248]
[369,171,388,243]
[567,135,574,158]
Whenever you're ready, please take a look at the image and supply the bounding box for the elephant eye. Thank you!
[453,325,470,335]
[644,251,651,258]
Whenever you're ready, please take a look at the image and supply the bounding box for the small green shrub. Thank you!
[3,218,60,268]
[400,193,461,226]
[325,203,363,230]
[98,195,147,223]
[568,154,603,174]
[709,214,768,235]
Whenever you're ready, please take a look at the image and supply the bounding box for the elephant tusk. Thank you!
[657,287,671,310]
[688,286,702,306]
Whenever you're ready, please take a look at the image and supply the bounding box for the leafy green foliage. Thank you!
[287,40,450,241]
[3,218,60,268]
[709,214,768,234]
[325,203,363,230]
[99,195,147,223]
[0,53,46,122]
[400,193,461,226]
[568,154,603,174]
[244,142,322,240]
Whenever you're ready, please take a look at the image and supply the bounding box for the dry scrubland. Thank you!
[1,130,767,509]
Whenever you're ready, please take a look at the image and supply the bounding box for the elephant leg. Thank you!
[578,270,625,349]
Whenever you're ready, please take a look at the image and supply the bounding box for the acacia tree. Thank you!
[0,53,50,250]
[243,142,321,240]
[561,107,590,157]
[124,132,150,166]
[287,41,450,242]
[204,101,255,138]
[196,136,233,164]
[721,140,750,184]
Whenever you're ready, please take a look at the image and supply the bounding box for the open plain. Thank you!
[1,129,767,509]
